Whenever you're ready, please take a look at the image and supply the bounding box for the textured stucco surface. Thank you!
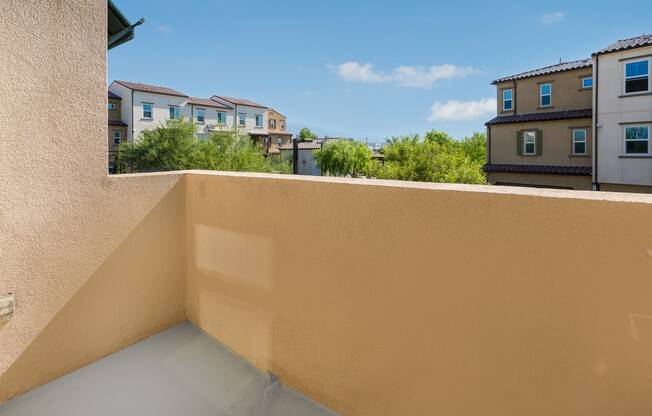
[0,0,185,398]
[186,171,652,416]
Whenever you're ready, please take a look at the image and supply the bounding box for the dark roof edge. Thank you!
[491,60,592,85]
[113,80,189,98]
[485,109,592,126]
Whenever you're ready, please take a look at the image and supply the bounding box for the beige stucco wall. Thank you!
[495,67,593,115]
[186,172,652,416]
[490,119,593,165]
[0,0,186,401]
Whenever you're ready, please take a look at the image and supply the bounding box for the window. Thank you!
[625,60,650,94]
[108,103,116,110]
[572,129,587,155]
[238,113,246,127]
[269,119,276,129]
[581,77,593,89]
[217,111,227,124]
[255,114,263,128]
[113,130,122,145]
[539,83,552,107]
[169,106,181,120]
[625,126,649,154]
[280,120,285,130]
[523,131,536,155]
[196,108,205,123]
[142,103,153,119]
[277,138,282,145]
[502,89,513,111]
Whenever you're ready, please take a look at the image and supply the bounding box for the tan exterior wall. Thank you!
[108,97,122,120]
[488,172,592,189]
[490,119,592,165]
[266,109,288,134]
[495,68,592,115]
[600,182,652,194]
[186,172,652,416]
[0,0,186,401]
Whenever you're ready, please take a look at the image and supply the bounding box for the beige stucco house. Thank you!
[265,109,293,154]
[485,60,594,190]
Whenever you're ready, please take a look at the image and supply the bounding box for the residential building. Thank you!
[107,91,128,173]
[265,109,293,154]
[186,97,234,140]
[485,59,594,190]
[211,95,269,148]
[593,34,652,193]
[279,140,323,175]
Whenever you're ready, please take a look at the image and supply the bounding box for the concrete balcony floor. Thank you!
[0,322,336,416]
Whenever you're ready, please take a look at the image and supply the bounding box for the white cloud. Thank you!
[156,24,172,33]
[333,62,477,88]
[428,98,497,122]
[540,11,565,25]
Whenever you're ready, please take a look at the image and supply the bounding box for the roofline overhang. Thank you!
[107,1,144,50]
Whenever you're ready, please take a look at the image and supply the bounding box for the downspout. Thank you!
[513,81,518,115]
[593,54,600,191]
[487,125,491,164]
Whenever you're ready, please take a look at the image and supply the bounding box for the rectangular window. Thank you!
[572,129,587,155]
[502,89,513,111]
[255,114,263,128]
[142,103,153,119]
[217,111,227,124]
[581,77,593,89]
[625,126,649,154]
[108,103,116,110]
[524,131,536,155]
[238,113,246,127]
[113,130,122,145]
[625,60,650,93]
[196,108,205,123]
[169,106,181,120]
[269,119,276,129]
[280,120,285,130]
[277,138,282,145]
[539,83,552,107]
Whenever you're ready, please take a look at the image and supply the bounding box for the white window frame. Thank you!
[113,130,122,145]
[624,125,650,155]
[196,108,205,123]
[142,103,153,119]
[238,112,246,127]
[217,111,226,125]
[502,89,513,111]
[539,83,552,107]
[624,58,651,95]
[255,114,263,128]
[108,102,116,110]
[523,131,536,155]
[169,106,181,120]
[572,129,587,155]
[280,120,285,130]
[581,77,593,89]
[269,119,276,129]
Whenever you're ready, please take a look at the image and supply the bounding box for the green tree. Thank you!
[298,127,317,141]
[315,140,372,177]
[115,118,200,173]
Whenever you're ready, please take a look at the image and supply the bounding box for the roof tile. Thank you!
[492,59,592,84]
[114,80,188,97]
[484,164,591,176]
[595,33,652,56]
[212,95,267,109]
[486,109,592,125]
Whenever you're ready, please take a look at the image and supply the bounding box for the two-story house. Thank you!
[107,91,128,173]
[210,95,269,148]
[265,109,293,154]
[485,60,594,190]
[593,34,652,193]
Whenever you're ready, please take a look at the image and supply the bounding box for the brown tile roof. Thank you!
[485,108,592,125]
[108,91,122,99]
[492,59,592,84]
[279,140,322,150]
[109,119,127,126]
[212,95,267,109]
[114,80,188,97]
[484,164,591,176]
[594,33,652,56]
[187,97,232,109]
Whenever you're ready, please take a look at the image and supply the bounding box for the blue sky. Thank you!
[109,0,651,142]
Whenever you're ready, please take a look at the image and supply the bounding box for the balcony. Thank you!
[4,2,652,415]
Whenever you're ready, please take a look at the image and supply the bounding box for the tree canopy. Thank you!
[298,127,317,141]
[314,140,373,177]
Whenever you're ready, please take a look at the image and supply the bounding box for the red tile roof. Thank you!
[492,59,592,84]
[187,97,232,109]
[484,164,591,176]
[108,91,122,99]
[114,80,188,97]
[212,95,267,109]
[486,109,592,125]
[594,33,652,56]
[109,119,127,126]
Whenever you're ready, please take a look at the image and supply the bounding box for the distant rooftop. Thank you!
[187,97,232,109]
[107,91,121,100]
[492,58,592,84]
[113,80,188,98]
[212,95,268,109]
[594,33,652,56]
[486,108,592,125]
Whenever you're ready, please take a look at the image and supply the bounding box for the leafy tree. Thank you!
[298,127,317,141]
[315,140,372,177]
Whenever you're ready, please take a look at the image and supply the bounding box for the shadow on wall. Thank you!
[0,181,186,402]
